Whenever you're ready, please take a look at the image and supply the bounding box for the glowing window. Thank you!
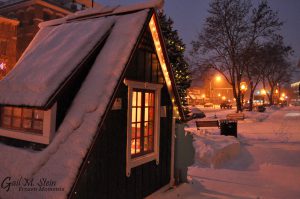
[0,106,44,134]
[130,89,155,157]
[125,79,162,176]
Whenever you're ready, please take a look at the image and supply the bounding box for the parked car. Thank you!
[188,107,206,119]
[204,102,214,107]
[220,101,232,109]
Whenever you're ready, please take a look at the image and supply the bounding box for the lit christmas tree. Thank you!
[158,11,191,114]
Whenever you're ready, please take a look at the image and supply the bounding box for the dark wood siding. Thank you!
[70,22,173,199]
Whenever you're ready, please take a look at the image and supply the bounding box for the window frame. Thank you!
[0,103,57,144]
[130,88,155,158]
[124,79,162,177]
[1,106,44,134]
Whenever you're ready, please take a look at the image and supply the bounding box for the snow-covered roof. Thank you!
[0,18,115,107]
[0,0,164,108]
[0,1,165,198]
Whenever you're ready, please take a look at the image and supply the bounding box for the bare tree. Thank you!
[190,0,282,112]
[260,37,294,105]
[244,45,264,111]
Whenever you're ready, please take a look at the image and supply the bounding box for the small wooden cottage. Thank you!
[0,1,184,198]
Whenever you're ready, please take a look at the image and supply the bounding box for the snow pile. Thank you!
[254,112,269,122]
[193,135,240,168]
[0,10,148,199]
[269,104,281,110]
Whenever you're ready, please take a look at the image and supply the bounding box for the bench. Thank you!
[196,120,220,130]
[226,113,245,120]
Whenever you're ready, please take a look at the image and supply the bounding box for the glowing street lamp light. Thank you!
[210,75,223,103]
[215,75,222,82]
[240,82,247,93]
[240,82,247,105]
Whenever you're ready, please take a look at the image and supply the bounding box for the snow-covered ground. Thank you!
[151,106,300,199]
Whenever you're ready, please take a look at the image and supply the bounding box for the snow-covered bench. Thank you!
[226,113,245,120]
[196,120,220,130]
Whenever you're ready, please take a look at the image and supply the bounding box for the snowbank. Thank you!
[193,135,240,168]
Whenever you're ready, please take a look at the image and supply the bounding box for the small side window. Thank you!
[124,80,162,177]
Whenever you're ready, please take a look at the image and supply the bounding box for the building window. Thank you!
[0,106,44,134]
[0,104,57,144]
[130,89,155,157]
[124,80,162,177]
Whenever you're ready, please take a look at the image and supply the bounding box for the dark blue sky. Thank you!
[98,0,300,64]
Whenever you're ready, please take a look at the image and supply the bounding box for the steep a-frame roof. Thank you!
[0,1,183,198]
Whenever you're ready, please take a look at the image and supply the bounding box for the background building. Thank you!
[0,16,18,78]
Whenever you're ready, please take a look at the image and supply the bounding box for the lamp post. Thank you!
[240,82,247,106]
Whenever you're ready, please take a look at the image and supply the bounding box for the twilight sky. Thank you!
[98,0,300,64]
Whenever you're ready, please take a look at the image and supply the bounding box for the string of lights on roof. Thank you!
[149,15,180,118]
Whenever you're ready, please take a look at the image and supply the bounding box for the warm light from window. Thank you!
[0,106,44,133]
[222,96,226,101]
[131,90,154,156]
[202,94,205,98]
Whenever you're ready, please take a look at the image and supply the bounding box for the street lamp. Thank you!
[240,81,247,105]
[215,75,222,82]
[260,89,267,104]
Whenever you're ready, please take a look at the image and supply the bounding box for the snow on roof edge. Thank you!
[39,0,163,28]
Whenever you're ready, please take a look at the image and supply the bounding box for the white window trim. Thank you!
[0,103,57,145]
[124,79,163,177]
